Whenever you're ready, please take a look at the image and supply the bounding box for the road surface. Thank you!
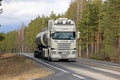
[22,53,120,80]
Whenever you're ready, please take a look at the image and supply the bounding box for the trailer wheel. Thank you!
[34,53,37,58]
[34,51,38,58]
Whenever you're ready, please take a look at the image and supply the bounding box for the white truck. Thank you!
[34,18,79,61]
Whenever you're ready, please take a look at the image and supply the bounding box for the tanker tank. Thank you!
[35,29,48,47]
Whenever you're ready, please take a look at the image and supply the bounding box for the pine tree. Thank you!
[65,0,86,26]
[102,0,120,61]
[78,0,103,58]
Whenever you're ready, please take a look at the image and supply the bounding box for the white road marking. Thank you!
[23,53,86,80]
[72,74,86,80]
[35,58,69,73]
[23,54,69,73]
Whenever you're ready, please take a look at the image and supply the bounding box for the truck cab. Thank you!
[48,18,77,61]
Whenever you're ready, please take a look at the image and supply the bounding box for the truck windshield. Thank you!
[52,32,75,40]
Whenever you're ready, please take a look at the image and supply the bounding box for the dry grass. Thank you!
[0,53,52,80]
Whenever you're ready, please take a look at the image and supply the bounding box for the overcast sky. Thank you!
[0,0,71,32]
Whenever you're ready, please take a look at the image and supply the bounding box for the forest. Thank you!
[0,0,120,63]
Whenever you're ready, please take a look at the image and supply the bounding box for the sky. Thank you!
[0,0,71,33]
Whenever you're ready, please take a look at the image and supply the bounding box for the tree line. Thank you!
[0,0,4,41]
[0,0,120,63]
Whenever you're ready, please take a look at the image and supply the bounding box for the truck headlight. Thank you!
[58,51,62,54]
[52,51,57,55]
[72,51,76,54]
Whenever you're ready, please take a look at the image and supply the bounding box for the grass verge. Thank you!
[0,53,52,80]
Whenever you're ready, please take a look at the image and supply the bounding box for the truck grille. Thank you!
[58,43,70,50]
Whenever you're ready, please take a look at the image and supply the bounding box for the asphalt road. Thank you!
[22,53,120,80]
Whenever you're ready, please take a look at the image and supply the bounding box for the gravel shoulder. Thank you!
[0,53,53,80]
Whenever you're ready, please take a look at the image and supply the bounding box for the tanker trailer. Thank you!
[34,29,48,58]
[34,18,80,61]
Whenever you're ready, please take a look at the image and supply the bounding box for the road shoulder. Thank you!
[0,53,53,80]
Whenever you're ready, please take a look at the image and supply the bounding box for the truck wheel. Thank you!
[69,59,76,62]
[34,51,38,58]
[34,53,37,58]
[47,56,51,61]
[51,59,59,62]
[38,53,42,58]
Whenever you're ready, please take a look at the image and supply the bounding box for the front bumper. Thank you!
[50,50,77,59]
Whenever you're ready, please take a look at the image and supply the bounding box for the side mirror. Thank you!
[77,31,80,39]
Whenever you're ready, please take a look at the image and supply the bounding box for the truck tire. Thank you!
[68,59,76,62]
[34,53,37,58]
[34,51,38,58]
[38,53,42,58]
[47,56,52,61]
[51,59,59,62]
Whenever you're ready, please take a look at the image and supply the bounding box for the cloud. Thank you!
[0,0,71,32]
